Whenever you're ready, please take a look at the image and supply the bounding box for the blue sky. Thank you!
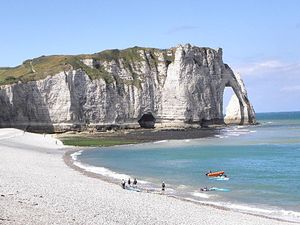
[1,0,300,112]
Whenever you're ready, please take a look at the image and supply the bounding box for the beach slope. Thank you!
[0,129,294,224]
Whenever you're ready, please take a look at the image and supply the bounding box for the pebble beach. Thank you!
[0,128,296,225]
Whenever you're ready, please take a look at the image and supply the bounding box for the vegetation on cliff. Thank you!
[0,47,175,86]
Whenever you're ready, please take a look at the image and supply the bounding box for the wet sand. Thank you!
[57,127,221,143]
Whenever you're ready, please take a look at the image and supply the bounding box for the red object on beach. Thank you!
[207,171,225,177]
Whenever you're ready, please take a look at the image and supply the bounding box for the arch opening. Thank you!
[138,112,156,128]
[223,86,243,125]
[223,87,235,116]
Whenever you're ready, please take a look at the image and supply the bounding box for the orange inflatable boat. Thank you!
[206,171,225,177]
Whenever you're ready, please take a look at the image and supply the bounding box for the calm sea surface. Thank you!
[74,111,300,222]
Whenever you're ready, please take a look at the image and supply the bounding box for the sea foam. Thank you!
[72,153,149,184]
[73,161,130,180]
[154,140,168,144]
[192,191,211,199]
[184,196,300,223]
[71,150,83,160]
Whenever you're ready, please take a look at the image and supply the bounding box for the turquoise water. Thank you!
[74,111,300,222]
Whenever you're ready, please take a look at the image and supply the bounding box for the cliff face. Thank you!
[0,44,256,132]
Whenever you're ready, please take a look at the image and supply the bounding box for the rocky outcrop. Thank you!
[0,44,256,132]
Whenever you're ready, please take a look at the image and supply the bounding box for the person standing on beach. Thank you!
[128,178,131,186]
[121,179,126,189]
[133,178,137,187]
[162,181,165,191]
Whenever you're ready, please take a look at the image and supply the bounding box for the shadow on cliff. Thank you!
[0,82,54,133]
[66,70,88,129]
[0,88,14,127]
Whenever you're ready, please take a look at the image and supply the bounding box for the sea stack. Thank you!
[0,44,256,132]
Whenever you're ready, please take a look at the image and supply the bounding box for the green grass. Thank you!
[0,55,72,85]
[61,137,138,147]
[0,46,175,86]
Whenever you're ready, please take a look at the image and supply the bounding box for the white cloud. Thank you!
[280,85,300,92]
[234,60,300,77]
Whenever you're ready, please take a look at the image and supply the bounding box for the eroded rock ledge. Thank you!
[0,44,255,132]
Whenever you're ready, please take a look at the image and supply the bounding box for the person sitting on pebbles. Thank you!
[121,179,126,189]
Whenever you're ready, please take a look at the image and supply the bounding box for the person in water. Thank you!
[128,178,131,186]
[205,170,212,176]
[200,187,209,192]
[162,181,165,191]
[133,178,137,186]
[121,179,126,189]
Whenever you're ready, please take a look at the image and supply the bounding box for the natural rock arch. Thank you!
[222,73,255,125]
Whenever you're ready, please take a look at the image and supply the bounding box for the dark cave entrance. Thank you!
[138,113,156,128]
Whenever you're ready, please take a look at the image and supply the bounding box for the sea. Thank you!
[72,111,300,222]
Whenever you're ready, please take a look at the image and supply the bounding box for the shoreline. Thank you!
[0,128,297,224]
[64,147,297,224]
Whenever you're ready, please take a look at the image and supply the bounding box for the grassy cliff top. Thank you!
[0,46,175,86]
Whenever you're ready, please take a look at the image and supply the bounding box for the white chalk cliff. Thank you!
[0,44,256,132]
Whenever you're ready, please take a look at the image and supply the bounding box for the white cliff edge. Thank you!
[0,44,256,132]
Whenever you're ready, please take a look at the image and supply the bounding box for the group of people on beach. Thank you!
[121,178,166,192]
[121,178,138,189]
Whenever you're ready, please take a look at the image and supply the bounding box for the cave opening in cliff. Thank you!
[138,113,156,128]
